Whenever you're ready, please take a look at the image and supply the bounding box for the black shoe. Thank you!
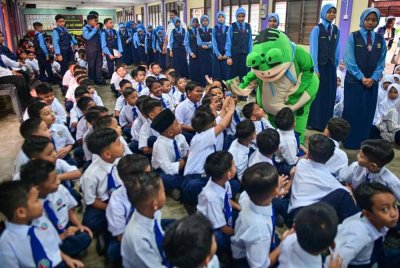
[96,233,107,256]
[95,80,107,85]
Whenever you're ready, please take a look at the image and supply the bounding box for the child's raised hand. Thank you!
[227,97,235,112]
[277,175,291,197]
[328,254,344,268]
[205,75,213,85]
[65,257,85,268]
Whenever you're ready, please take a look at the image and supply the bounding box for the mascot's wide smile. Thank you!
[252,62,291,82]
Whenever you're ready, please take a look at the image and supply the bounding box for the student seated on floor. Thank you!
[119,88,139,142]
[248,128,280,168]
[138,98,163,156]
[242,102,273,136]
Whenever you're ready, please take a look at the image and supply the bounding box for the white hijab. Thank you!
[378,83,400,118]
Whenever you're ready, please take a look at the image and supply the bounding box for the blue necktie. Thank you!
[194,102,198,110]
[180,93,185,102]
[172,86,176,94]
[107,165,118,195]
[125,206,135,224]
[138,83,143,93]
[261,121,265,131]
[239,23,243,33]
[224,191,233,227]
[173,139,181,162]
[366,173,371,183]
[132,107,138,118]
[270,208,278,251]
[370,237,385,267]
[43,200,64,234]
[154,219,172,268]
[161,98,167,108]
[233,110,240,124]
[50,136,57,152]
[28,226,53,268]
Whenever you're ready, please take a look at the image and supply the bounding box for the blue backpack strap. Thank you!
[284,42,298,85]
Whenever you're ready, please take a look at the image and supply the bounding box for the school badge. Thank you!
[38,258,51,268]
[40,222,48,231]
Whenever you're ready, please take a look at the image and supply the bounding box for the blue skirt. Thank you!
[172,47,189,78]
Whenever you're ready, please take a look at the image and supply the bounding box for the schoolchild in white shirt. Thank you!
[148,77,174,111]
[242,102,274,136]
[131,67,149,96]
[129,95,152,154]
[114,79,133,118]
[110,64,134,97]
[248,128,280,168]
[106,154,151,267]
[75,96,97,144]
[164,214,220,268]
[324,117,351,177]
[119,88,139,141]
[172,77,187,106]
[138,98,163,156]
[148,63,166,80]
[34,83,67,124]
[228,119,256,181]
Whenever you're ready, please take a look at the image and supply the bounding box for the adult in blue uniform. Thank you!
[308,4,340,131]
[154,26,167,70]
[170,17,189,78]
[266,13,280,29]
[184,17,200,83]
[130,22,139,65]
[343,8,386,149]
[33,22,54,83]
[83,14,104,84]
[119,22,130,65]
[134,25,147,65]
[145,24,155,65]
[212,11,229,80]
[196,15,213,86]
[101,18,123,74]
[124,21,134,65]
[52,14,77,75]
[225,7,252,80]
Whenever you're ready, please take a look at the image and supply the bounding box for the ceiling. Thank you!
[18,0,151,9]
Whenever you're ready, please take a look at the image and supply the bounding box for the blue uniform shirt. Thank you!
[82,25,100,41]
[51,26,77,55]
[225,22,252,57]
[101,28,123,56]
[212,24,227,57]
[35,31,49,56]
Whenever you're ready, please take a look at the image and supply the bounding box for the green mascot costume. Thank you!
[228,28,319,143]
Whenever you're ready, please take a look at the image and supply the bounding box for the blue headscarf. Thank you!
[173,17,181,29]
[119,22,125,29]
[137,24,144,32]
[216,11,226,25]
[236,7,246,18]
[266,13,280,28]
[200,15,210,28]
[126,21,132,29]
[190,17,199,28]
[147,24,153,30]
[359,7,380,30]
[320,3,336,23]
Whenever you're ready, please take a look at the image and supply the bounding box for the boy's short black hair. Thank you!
[275,107,295,131]
[22,136,51,159]
[204,151,234,181]
[185,81,201,94]
[360,139,395,168]
[326,117,351,142]
[115,63,126,71]
[164,213,214,268]
[77,96,94,112]
[146,76,160,89]
[89,10,99,16]
[236,119,256,141]
[242,102,256,120]
[308,134,335,164]
[0,180,33,220]
[33,22,43,29]
[354,182,395,211]
[55,14,64,21]
[103,18,112,24]
[86,128,119,155]
[122,87,137,98]
[35,83,53,95]
[20,118,43,139]
[150,62,161,68]
[141,98,162,117]
[80,79,96,87]
[117,154,150,184]
[73,65,83,72]
[68,61,77,68]
[27,100,47,119]
[126,171,161,206]
[85,107,103,124]
[92,115,114,130]
[242,163,279,204]
[119,79,132,89]
[87,14,98,21]
[295,202,338,255]
[201,93,214,107]
[131,67,145,78]
[159,78,169,86]
[191,109,216,133]
[20,160,55,186]
[257,128,280,156]
[74,85,89,99]
[136,95,152,112]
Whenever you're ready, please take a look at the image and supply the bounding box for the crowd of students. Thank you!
[0,3,400,268]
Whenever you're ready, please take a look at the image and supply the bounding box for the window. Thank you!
[116,11,123,23]
[125,9,135,22]
[165,2,184,25]
[222,0,260,35]
[136,7,144,22]
[190,8,206,20]
[204,0,212,15]
[274,0,338,45]
[149,4,161,26]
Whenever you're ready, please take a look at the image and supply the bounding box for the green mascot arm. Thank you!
[239,71,257,88]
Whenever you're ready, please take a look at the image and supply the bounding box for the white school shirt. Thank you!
[215,116,225,151]
[184,127,218,176]
[77,59,87,68]
[338,162,400,201]
[132,80,150,96]
[175,98,200,126]
[138,119,160,149]
[25,58,39,72]
[121,210,166,268]
[111,72,134,90]
[22,98,67,125]
[248,149,274,168]
[119,104,139,127]
[131,114,146,142]
[227,107,244,136]
[228,139,250,181]
[106,185,133,237]
[69,104,83,127]
[76,117,88,141]
[82,128,93,161]
[14,158,78,181]
[12,149,29,178]
[80,157,122,205]
[274,129,299,165]
[65,80,79,101]
[147,74,166,80]
[92,93,104,106]
[52,61,61,74]
[43,185,78,230]
[325,212,388,268]
[50,123,75,150]
[231,200,274,267]
[325,139,348,177]
[62,70,74,87]
[151,93,174,111]
[115,95,127,112]
[288,159,348,213]
[152,134,189,175]
[86,136,132,163]
[173,90,187,106]
[197,179,232,229]
[253,118,273,135]
[0,219,62,267]
[278,233,322,268]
